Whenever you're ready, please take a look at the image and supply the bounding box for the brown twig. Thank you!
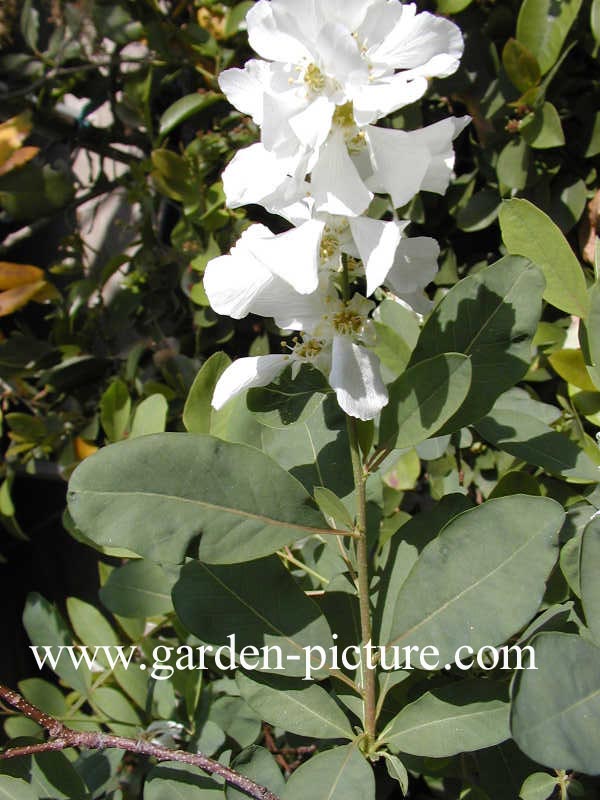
[0,684,280,800]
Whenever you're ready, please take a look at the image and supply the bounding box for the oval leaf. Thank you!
[159,92,221,138]
[236,671,353,740]
[511,632,600,774]
[384,495,564,664]
[499,199,588,318]
[382,680,510,757]
[516,0,582,74]
[282,745,375,800]
[520,103,565,149]
[99,560,175,618]
[380,353,471,447]
[475,406,599,483]
[581,516,600,643]
[68,433,328,564]
[409,257,544,431]
[172,557,333,679]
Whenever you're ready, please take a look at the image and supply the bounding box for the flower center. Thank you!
[294,338,324,360]
[320,232,340,262]
[332,308,364,336]
[332,102,355,128]
[304,63,326,93]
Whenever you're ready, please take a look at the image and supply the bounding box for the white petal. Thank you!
[289,96,335,152]
[365,117,469,205]
[315,22,367,88]
[413,116,470,194]
[318,0,377,31]
[329,337,388,421]
[261,87,308,156]
[248,219,325,294]
[348,217,405,295]
[358,1,408,52]
[311,129,373,217]
[212,355,289,410]
[385,236,439,313]
[352,74,428,125]
[203,225,274,318]
[218,60,270,124]
[222,143,300,209]
[247,0,313,63]
[254,280,329,331]
[367,8,463,75]
[365,126,430,208]
[388,236,440,290]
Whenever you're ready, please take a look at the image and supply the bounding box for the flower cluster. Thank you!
[204,0,469,420]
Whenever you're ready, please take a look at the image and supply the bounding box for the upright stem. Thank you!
[346,415,377,745]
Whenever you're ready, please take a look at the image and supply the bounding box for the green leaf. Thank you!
[158,92,221,138]
[374,494,474,650]
[379,353,472,448]
[502,39,541,93]
[236,671,354,740]
[581,283,600,389]
[282,745,375,800]
[581,517,600,643]
[224,1,255,37]
[20,0,39,51]
[184,352,231,434]
[488,470,541,498]
[384,496,564,664]
[67,597,119,654]
[475,406,600,482]
[19,678,68,719]
[314,487,354,530]
[100,379,131,442]
[373,299,419,379]
[30,752,88,800]
[145,762,223,800]
[436,0,474,12]
[456,189,501,232]
[130,394,168,438]
[0,162,74,222]
[260,395,353,500]
[549,349,596,391]
[520,103,565,149]
[409,257,544,431]
[0,776,37,800]
[593,0,600,41]
[99,560,175,617]
[23,593,90,696]
[520,773,559,800]
[382,680,510,757]
[172,557,333,679]
[93,687,141,728]
[247,365,329,428]
[208,696,261,748]
[497,138,532,190]
[499,199,589,318]
[511,632,600,774]
[381,754,409,795]
[68,433,328,565]
[516,0,582,74]
[226,747,285,800]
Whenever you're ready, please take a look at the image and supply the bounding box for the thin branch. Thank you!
[0,684,280,800]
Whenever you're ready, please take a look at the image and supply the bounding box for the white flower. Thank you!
[204,223,333,335]
[385,236,441,315]
[211,292,388,421]
[221,113,470,218]
[220,0,464,160]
